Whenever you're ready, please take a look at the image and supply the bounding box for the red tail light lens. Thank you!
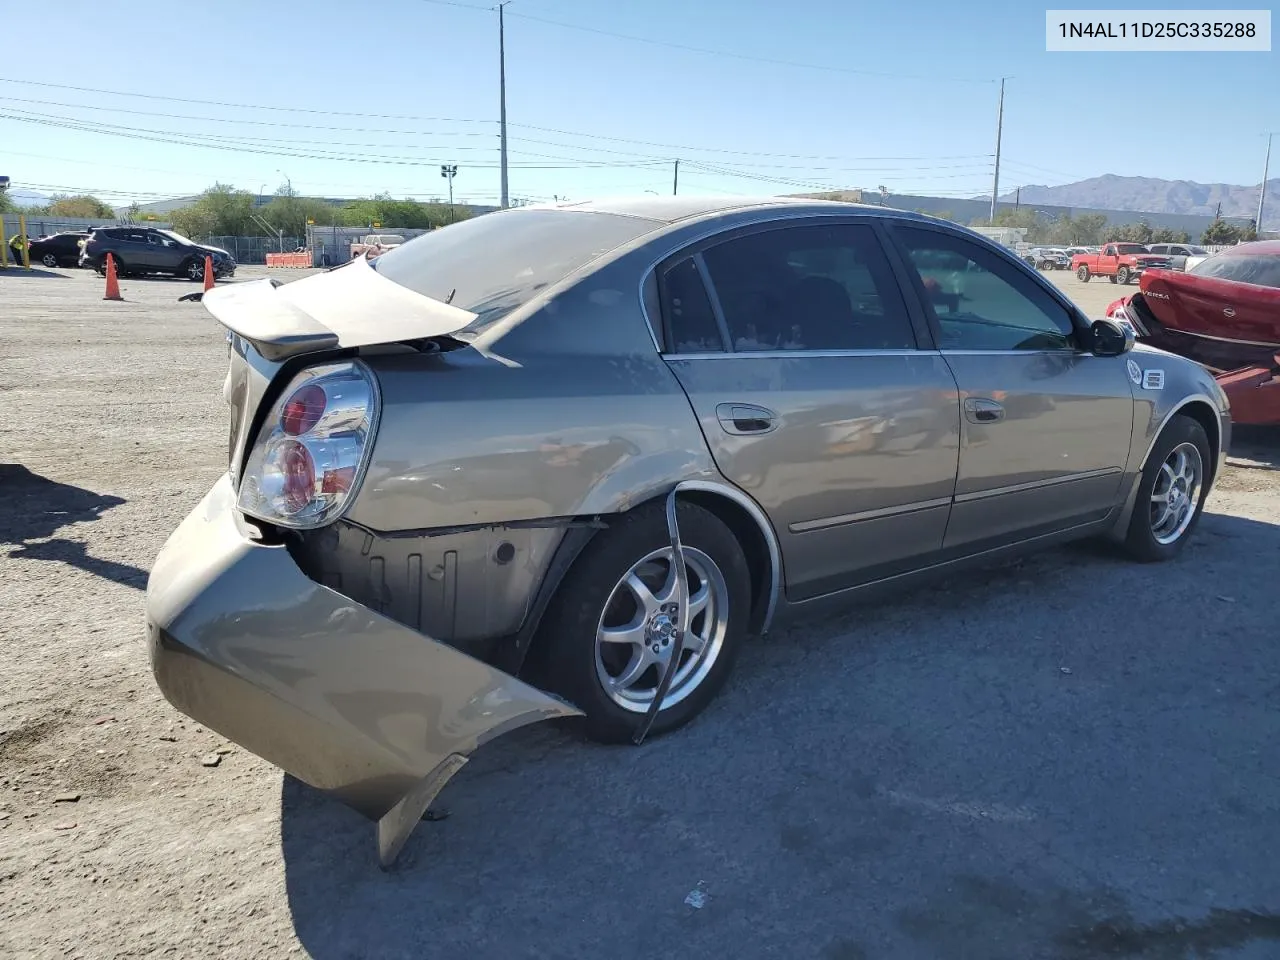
[237,362,378,528]
[281,384,327,436]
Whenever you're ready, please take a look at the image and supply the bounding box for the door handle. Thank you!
[716,403,777,435]
[963,397,1005,424]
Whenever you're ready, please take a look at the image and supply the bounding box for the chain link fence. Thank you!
[198,236,304,265]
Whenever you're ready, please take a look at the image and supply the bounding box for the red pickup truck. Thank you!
[1071,242,1173,285]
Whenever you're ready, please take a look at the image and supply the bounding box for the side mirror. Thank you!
[1089,317,1135,357]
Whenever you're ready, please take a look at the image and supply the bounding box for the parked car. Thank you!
[1025,247,1071,270]
[146,198,1231,865]
[1146,243,1210,272]
[80,226,236,280]
[11,231,90,268]
[350,233,406,259]
[1072,242,1173,284]
[1105,240,1280,424]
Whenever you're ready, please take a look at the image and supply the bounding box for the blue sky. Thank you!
[3,0,1276,207]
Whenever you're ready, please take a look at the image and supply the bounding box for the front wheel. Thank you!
[183,258,206,281]
[1077,265,1091,282]
[1116,266,1131,285]
[1121,415,1211,562]
[536,501,751,744]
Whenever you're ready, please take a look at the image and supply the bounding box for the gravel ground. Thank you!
[2,264,1279,960]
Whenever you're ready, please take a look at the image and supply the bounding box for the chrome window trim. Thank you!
[673,478,783,634]
[790,497,952,534]
[663,348,940,361]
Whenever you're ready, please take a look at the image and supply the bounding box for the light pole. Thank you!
[498,1,510,209]
[441,164,458,222]
[276,170,293,197]
[1258,132,1274,237]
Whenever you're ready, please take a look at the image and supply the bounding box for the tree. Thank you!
[1201,217,1241,245]
[1149,227,1191,244]
[1102,220,1154,244]
[169,184,259,238]
[0,190,14,214]
[259,192,340,239]
[340,193,471,230]
[47,194,116,218]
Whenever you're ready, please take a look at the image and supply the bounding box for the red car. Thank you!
[1106,241,1280,425]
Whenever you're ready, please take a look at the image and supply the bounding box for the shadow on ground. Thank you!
[1229,425,1280,470]
[279,512,1280,960]
[0,266,70,279]
[0,463,147,589]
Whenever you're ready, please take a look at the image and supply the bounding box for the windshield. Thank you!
[1115,243,1149,255]
[1189,254,1280,289]
[158,229,193,246]
[372,208,658,330]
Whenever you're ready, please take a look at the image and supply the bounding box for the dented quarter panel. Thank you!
[146,474,581,824]
[345,247,724,534]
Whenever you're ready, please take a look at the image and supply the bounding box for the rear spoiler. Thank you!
[201,255,479,362]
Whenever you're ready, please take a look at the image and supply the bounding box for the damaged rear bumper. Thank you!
[145,474,581,866]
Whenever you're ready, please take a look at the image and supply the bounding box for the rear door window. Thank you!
[659,257,724,353]
[697,222,917,351]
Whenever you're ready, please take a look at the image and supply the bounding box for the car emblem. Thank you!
[1223,307,1236,318]
[1126,359,1142,386]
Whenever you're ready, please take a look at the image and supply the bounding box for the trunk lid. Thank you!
[209,256,480,482]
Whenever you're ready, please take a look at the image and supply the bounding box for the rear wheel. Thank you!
[1077,265,1091,282]
[1121,415,1211,562]
[536,500,751,744]
[40,253,58,268]
[111,257,128,278]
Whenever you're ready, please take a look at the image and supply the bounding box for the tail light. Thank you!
[237,361,379,528]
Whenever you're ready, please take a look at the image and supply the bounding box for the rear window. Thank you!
[372,209,658,331]
[1190,254,1280,289]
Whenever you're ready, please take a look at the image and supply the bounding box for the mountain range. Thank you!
[995,174,1278,229]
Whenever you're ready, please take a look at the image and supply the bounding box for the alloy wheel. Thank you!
[1150,442,1202,545]
[594,545,730,714]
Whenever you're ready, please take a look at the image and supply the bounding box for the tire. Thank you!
[40,253,58,268]
[1116,266,1131,285]
[182,257,205,282]
[1109,274,1118,284]
[1077,265,1091,282]
[536,500,751,744]
[1121,415,1211,562]
[111,257,128,278]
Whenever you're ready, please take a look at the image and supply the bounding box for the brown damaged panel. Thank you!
[146,475,581,866]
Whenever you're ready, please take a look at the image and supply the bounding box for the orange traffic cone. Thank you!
[103,252,123,301]
[202,254,215,292]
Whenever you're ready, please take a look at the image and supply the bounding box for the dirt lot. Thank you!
[2,264,1279,960]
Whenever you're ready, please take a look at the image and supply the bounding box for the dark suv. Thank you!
[80,227,236,280]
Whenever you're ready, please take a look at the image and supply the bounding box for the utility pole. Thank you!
[1014,186,1021,211]
[672,159,679,196]
[989,77,1006,224]
[1258,132,1273,236]
[498,1,510,209]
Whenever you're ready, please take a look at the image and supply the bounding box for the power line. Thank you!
[415,0,993,84]
[0,110,673,171]
[0,84,995,164]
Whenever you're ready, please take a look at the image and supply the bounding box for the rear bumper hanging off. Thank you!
[145,474,581,867]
